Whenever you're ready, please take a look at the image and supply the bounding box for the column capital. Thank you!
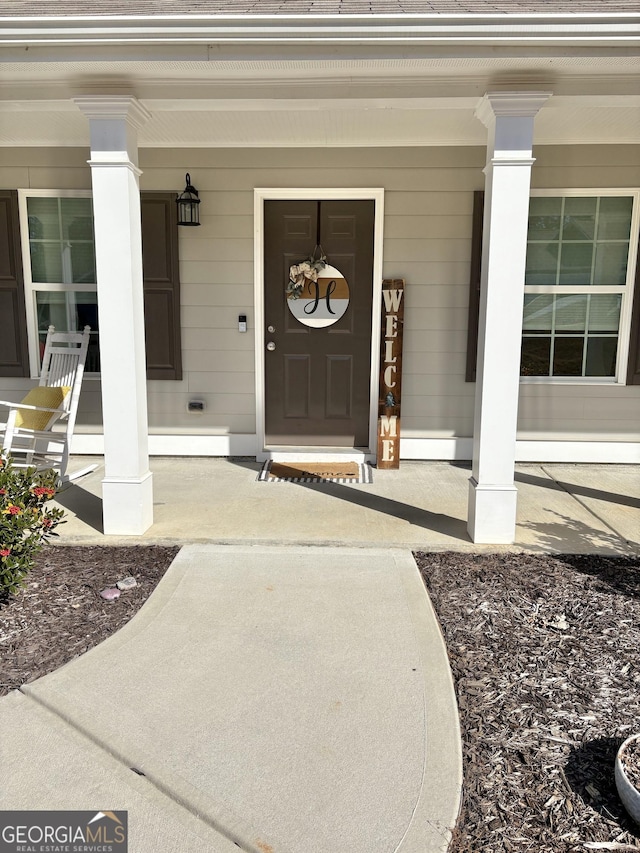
[475,91,552,128]
[73,95,151,129]
[74,96,150,168]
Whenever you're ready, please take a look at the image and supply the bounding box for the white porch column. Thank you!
[468,91,551,544]
[74,96,153,535]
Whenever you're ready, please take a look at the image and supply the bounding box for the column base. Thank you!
[102,471,153,536]
[467,477,518,544]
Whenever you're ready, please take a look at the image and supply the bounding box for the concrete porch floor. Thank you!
[57,457,640,554]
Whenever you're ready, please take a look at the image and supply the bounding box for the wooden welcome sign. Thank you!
[377,278,405,469]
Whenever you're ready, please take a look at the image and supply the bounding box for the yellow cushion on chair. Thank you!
[15,386,71,431]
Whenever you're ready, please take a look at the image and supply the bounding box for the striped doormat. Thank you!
[258,461,373,484]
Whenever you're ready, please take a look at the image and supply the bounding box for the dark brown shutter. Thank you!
[626,227,640,385]
[141,192,182,381]
[465,190,484,382]
[0,190,29,377]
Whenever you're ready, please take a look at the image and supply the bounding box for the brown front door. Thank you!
[264,199,375,447]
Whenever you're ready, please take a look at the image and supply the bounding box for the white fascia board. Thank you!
[1,14,639,48]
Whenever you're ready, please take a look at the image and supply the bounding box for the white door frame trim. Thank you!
[254,187,385,462]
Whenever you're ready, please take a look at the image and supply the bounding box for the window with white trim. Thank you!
[521,191,639,382]
[19,190,100,375]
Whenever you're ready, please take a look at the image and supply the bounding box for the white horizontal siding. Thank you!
[404,329,468,354]
[404,285,469,309]
[383,238,471,265]
[147,392,255,416]
[533,146,640,169]
[146,412,256,432]
[0,168,29,187]
[532,147,640,189]
[2,143,638,451]
[519,383,638,399]
[385,192,477,216]
[26,168,92,190]
[403,394,475,418]
[382,261,472,282]
[403,375,475,397]
[187,371,255,395]
[180,261,254,285]
[385,215,472,240]
[181,284,254,307]
[140,147,487,170]
[533,166,640,188]
[182,306,258,330]
[403,352,469,376]
[147,167,481,192]
[182,349,255,373]
[195,215,253,239]
[181,238,254,263]
[516,422,640,439]
[196,191,253,216]
[521,397,640,422]
[402,414,474,433]
[184,328,255,351]
[404,308,470,332]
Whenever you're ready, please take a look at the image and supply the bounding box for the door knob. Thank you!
[266,341,276,351]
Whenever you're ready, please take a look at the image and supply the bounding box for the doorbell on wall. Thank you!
[238,314,247,333]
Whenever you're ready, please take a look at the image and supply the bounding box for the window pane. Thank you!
[525,243,558,285]
[36,292,100,372]
[528,197,562,241]
[552,337,584,376]
[585,337,617,377]
[30,242,63,284]
[588,294,621,332]
[27,197,60,240]
[70,241,96,284]
[521,337,551,376]
[61,198,94,241]
[558,243,593,285]
[554,294,587,332]
[36,291,68,334]
[562,197,596,241]
[27,196,96,286]
[523,294,554,331]
[36,291,98,333]
[74,292,99,332]
[593,242,629,286]
[598,196,633,240]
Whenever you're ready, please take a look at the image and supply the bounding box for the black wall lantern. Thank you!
[176,173,201,226]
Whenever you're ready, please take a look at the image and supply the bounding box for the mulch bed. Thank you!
[0,545,178,696]
[2,547,640,851]
[416,551,640,853]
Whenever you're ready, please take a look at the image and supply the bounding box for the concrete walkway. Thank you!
[55,458,640,553]
[1,546,461,853]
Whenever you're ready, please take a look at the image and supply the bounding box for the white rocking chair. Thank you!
[0,325,94,483]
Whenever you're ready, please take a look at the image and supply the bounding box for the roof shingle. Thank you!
[2,0,639,15]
